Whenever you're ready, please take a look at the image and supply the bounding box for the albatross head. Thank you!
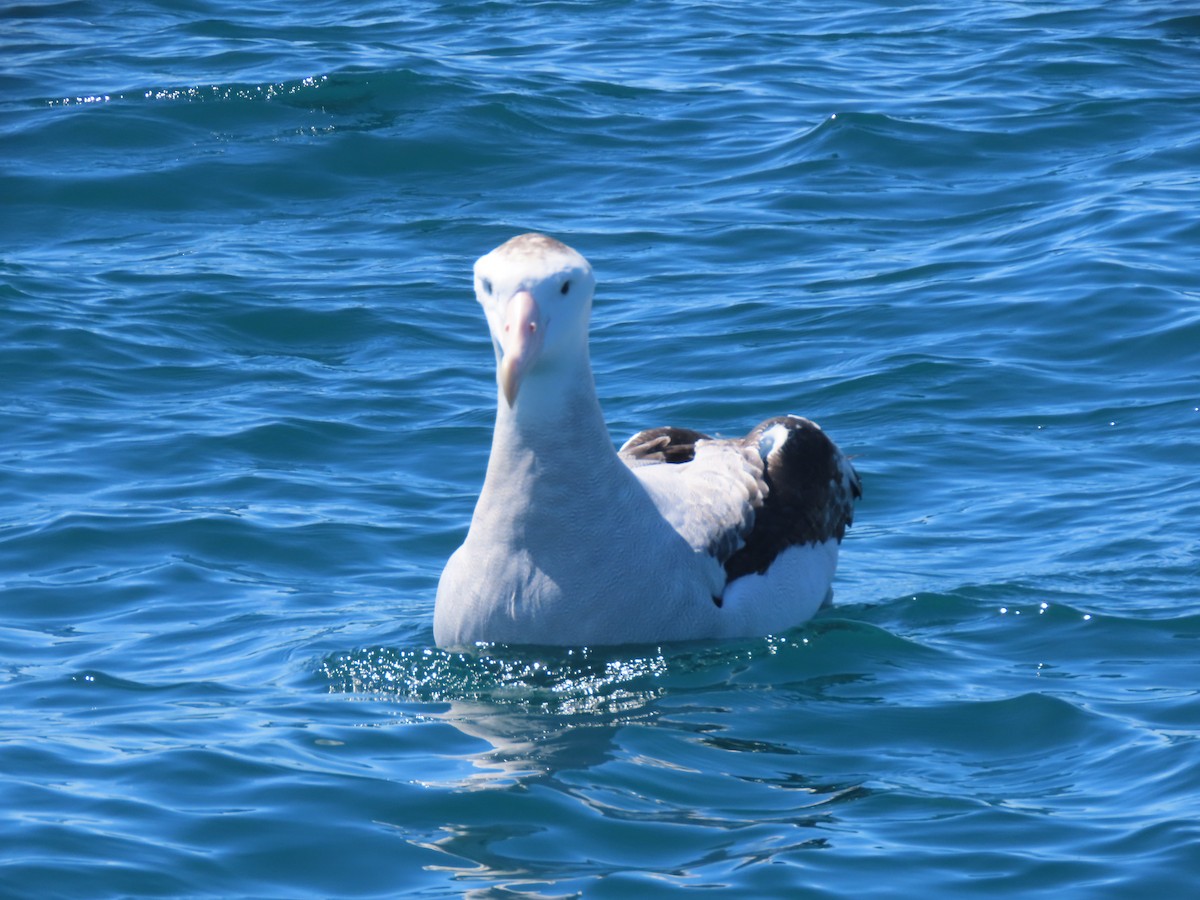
[474,233,596,407]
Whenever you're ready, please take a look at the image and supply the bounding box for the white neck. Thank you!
[488,353,612,463]
[471,352,635,545]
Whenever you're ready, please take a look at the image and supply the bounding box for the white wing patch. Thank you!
[627,438,764,571]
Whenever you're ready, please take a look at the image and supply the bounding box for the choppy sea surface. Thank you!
[3,1,1199,896]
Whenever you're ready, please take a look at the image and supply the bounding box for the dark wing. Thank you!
[723,416,861,581]
[619,415,860,589]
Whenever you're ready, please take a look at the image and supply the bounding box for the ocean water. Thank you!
[3,0,1199,895]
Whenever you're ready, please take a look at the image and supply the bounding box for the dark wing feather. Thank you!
[723,416,861,582]
[618,426,710,464]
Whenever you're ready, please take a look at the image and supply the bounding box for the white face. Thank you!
[473,234,596,406]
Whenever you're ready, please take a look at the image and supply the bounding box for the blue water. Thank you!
[3,1,1199,896]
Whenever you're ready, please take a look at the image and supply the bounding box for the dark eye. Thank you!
[560,280,571,295]
[482,278,493,295]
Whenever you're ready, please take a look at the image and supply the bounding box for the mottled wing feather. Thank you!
[621,429,765,568]
[618,426,710,464]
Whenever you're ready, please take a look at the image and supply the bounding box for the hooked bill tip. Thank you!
[499,356,520,406]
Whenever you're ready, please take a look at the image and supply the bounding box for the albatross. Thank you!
[434,233,861,648]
